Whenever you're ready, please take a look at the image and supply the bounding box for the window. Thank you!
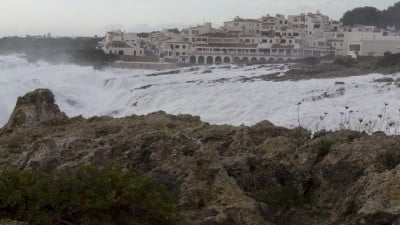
[175,45,180,48]
[176,52,180,56]
[349,44,361,51]
[183,45,186,49]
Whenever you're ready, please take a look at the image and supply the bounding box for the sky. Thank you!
[0,0,397,37]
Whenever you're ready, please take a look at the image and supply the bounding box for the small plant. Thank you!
[334,56,356,68]
[297,102,302,127]
[0,167,180,225]
[317,136,335,158]
[379,148,400,170]
[254,177,307,208]
[358,118,364,132]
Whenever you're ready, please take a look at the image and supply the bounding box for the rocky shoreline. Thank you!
[1,89,400,225]
[274,55,400,81]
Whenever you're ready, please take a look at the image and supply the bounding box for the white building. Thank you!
[340,26,400,57]
[99,11,400,64]
[183,23,214,42]
[98,31,145,56]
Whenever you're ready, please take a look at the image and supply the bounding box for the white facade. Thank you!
[99,11,400,64]
[183,23,213,42]
[98,31,145,56]
[331,27,400,56]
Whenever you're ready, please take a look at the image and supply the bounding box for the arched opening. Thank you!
[206,56,214,64]
[233,57,241,63]
[215,56,222,64]
[268,57,276,62]
[189,56,197,64]
[224,57,231,64]
[198,56,205,64]
[250,57,258,64]
[242,57,249,64]
[259,57,267,64]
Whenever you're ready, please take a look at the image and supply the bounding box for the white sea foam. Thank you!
[1,54,400,134]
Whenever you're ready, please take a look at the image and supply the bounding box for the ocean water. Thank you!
[1,54,400,134]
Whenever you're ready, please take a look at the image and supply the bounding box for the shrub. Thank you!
[384,51,392,57]
[254,177,307,208]
[301,57,320,65]
[0,167,180,225]
[379,148,400,170]
[376,53,400,68]
[317,137,335,157]
[333,56,356,68]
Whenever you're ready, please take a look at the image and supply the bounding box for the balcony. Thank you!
[188,50,303,57]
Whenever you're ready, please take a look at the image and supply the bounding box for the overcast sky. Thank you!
[0,0,397,37]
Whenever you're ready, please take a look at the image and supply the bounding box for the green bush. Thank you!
[376,53,400,68]
[0,167,179,225]
[254,178,307,208]
[317,137,335,157]
[379,148,400,170]
[333,56,356,68]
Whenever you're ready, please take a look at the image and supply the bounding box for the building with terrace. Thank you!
[98,31,145,56]
[99,11,400,64]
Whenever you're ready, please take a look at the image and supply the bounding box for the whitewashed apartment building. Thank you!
[99,12,400,64]
[98,31,145,56]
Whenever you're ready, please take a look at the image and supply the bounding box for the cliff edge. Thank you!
[0,89,399,225]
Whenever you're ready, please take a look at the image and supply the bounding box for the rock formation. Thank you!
[0,89,400,225]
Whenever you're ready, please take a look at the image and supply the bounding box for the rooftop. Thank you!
[195,43,258,48]
[196,32,240,38]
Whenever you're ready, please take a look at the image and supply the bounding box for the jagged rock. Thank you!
[0,89,400,225]
[4,89,67,129]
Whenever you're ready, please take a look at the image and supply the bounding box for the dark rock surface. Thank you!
[1,89,400,225]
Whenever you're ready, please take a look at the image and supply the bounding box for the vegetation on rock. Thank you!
[0,167,179,225]
[1,89,400,225]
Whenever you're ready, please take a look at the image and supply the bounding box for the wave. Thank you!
[1,54,400,134]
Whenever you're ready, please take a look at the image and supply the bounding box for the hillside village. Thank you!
[98,12,400,65]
